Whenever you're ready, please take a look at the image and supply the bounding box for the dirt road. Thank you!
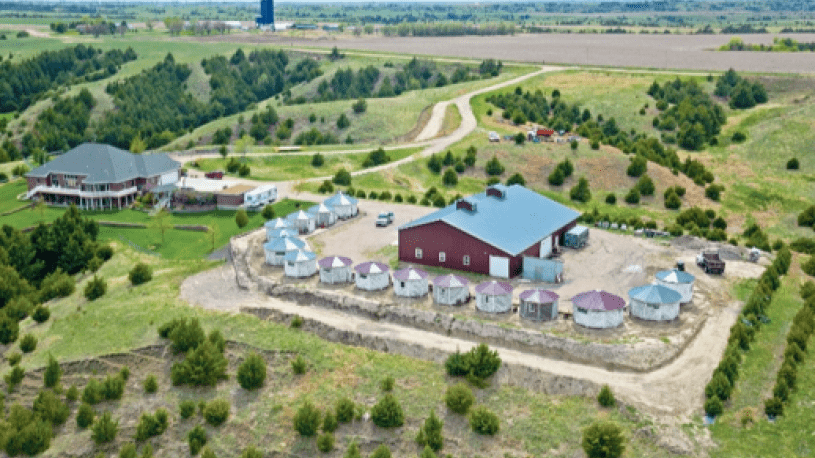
[415,102,450,141]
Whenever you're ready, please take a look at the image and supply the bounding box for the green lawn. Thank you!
[0,181,312,259]
[192,147,421,182]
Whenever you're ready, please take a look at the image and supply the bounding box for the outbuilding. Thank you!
[266,227,299,240]
[519,289,560,321]
[318,256,353,284]
[287,210,316,234]
[284,249,318,278]
[264,218,291,239]
[564,225,589,249]
[398,184,580,278]
[263,236,306,266]
[244,184,277,209]
[432,274,470,306]
[308,203,337,228]
[393,267,429,298]
[354,261,390,291]
[324,191,359,219]
[571,290,626,329]
[475,281,513,313]
[654,269,695,304]
[628,284,682,321]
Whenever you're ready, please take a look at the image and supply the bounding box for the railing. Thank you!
[26,185,138,200]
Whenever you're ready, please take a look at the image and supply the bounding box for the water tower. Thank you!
[257,0,275,30]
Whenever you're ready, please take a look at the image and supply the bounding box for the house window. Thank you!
[400,282,405,288]
[463,255,470,266]
[439,252,446,262]
[360,274,367,279]
[415,248,423,259]
[64,175,77,188]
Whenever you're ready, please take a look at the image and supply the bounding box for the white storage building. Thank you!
[284,249,318,278]
[264,218,291,239]
[475,281,514,313]
[628,284,682,322]
[263,236,306,266]
[318,256,354,284]
[654,269,695,304]
[308,203,337,228]
[354,261,390,291]
[432,274,470,306]
[392,267,429,298]
[266,227,298,240]
[519,289,560,322]
[324,191,359,219]
[571,290,626,329]
[244,184,277,209]
[287,210,316,234]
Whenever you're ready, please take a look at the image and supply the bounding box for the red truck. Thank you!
[697,251,725,274]
[205,170,224,180]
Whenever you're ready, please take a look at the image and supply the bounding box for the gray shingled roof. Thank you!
[26,143,180,184]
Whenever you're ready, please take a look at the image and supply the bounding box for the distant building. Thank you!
[257,0,275,29]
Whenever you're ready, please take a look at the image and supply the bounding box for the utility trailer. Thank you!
[696,251,725,274]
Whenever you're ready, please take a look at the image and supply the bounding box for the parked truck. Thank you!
[696,251,725,274]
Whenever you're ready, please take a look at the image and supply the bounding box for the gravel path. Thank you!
[415,102,450,141]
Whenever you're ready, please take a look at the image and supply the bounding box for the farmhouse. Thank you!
[398,184,580,278]
[628,284,682,322]
[318,256,353,284]
[571,290,626,329]
[25,143,180,210]
[392,267,429,298]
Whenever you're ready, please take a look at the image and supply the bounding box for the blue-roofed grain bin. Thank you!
[654,269,695,304]
[263,236,306,266]
[628,284,683,321]
[284,249,317,278]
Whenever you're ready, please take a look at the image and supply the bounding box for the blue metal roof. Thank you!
[398,185,580,256]
[655,269,695,284]
[628,284,682,305]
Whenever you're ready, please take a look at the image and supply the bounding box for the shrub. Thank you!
[570,177,591,203]
[322,410,337,433]
[92,411,118,444]
[773,379,789,402]
[135,409,169,441]
[291,354,307,374]
[337,113,350,129]
[261,205,275,220]
[240,446,262,458]
[370,445,392,458]
[171,341,227,387]
[203,399,230,427]
[485,156,505,176]
[597,385,616,407]
[582,421,625,458]
[102,374,125,401]
[180,400,196,419]
[38,269,75,302]
[144,374,158,393]
[626,156,647,177]
[165,318,206,353]
[380,376,395,392]
[416,410,444,451]
[506,172,525,186]
[237,352,266,390]
[235,209,249,228]
[20,333,37,353]
[336,397,355,423]
[4,365,24,389]
[65,384,78,401]
[84,276,107,301]
[514,132,525,145]
[665,190,681,209]
[120,443,137,458]
[333,168,352,186]
[317,432,335,452]
[119,366,130,381]
[293,401,321,437]
[371,394,404,428]
[704,396,723,417]
[96,244,114,261]
[42,354,61,388]
[352,98,367,114]
[705,184,725,201]
[469,406,499,435]
[33,389,70,425]
[344,440,362,458]
[591,139,600,150]
[129,263,152,286]
[764,396,783,418]
[625,188,640,205]
[311,153,325,167]
[445,382,475,414]
[82,379,104,404]
[77,403,95,428]
[787,158,800,170]
[636,174,655,196]
[188,424,207,455]
[731,131,747,143]
[0,314,19,345]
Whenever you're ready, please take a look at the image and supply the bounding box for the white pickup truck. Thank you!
[376,211,395,227]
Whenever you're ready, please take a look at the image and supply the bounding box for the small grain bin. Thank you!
[475,281,514,313]
[354,261,390,291]
[432,274,470,306]
[318,256,353,284]
[287,210,316,234]
[324,191,359,219]
[571,290,626,329]
[628,284,682,321]
[264,218,292,239]
[308,203,337,228]
[393,267,429,298]
[654,269,695,304]
[284,249,318,278]
[519,289,560,322]
[263,236,306,266]
[266,227,299,240]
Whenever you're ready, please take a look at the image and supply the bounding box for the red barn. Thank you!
[398,184,580,278]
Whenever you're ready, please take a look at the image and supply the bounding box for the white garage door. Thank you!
[540,236,552,258]
[159,171,179,185]
[489,255,509,278]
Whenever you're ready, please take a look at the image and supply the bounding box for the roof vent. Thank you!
[456,199,477,212]
[486,185,507,199]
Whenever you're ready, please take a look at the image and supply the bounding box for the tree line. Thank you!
[381,22,517,37]
[0,44,137,113]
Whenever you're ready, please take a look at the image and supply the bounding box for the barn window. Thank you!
[400,282,405,288]
[360,274,367,279]
[577,307,587,314]
[415,248,423,259]
[463,255,470,266]
[439,252,446,262]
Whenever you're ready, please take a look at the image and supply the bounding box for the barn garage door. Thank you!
[540,236,552,258]
[489,256,509,278]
